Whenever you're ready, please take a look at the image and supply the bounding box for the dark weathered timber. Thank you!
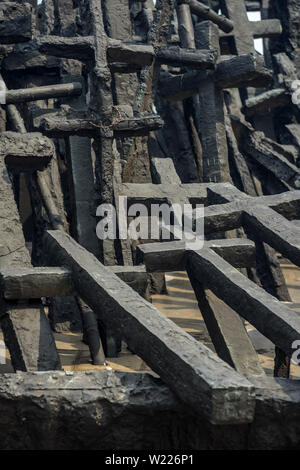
[0,145,60,371]
[188,276,265,377]
[137,239,256,272]
[34,110,164,138]
[0,132,54,171]
[107,41,154,66]
[159,54,272,101]
[186,248,300,358]
[155,46,216,69]
[1,265,149,300]
[206,183,300,267]
[219,0,281,55]
[245,1,261,11]
[37,36,95,61]
[0,2,32,44]
[244,89,290,117]
[44,229,255,425]
[5,83,82,105]
[215,54,272,89]
[0,267,75,300]
[178,0,234,33]
[243,131,300,189]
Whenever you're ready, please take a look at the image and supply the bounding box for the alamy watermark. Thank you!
[96,197,204,250]
[291,80,300,105]
[292,340,300,366]
[0,339,6,365]
[0,78,6,105]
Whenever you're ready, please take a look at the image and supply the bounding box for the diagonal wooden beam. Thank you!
[43,229,255,425]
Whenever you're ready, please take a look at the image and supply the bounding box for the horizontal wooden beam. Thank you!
[137,239,256,272]
[1,265,149,300]
[251,19,282,39]
[43,230,255,425]
[178,0,234,33]
[0,132,54,171]
[1,267,75,300]
[159,54,272,101]
[34,111,164,138]
[37,36,95,61]
[186,248,300,358]
[5,82,82,104]
[0,3,32,44]
[244,88,290,116]
[156,46,216,69]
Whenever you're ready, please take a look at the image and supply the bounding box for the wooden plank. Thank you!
[0,2,32,44]
[44,229,255,425]
[186,248,300,358]
[244,88,290,116]
[156,46,216,69]
[178,0,234,33]
[0,132,54,171]
[243,131,300,189]
[5,82,82,104]
[0,150,61,371]
[1,267,75,300]
[187,275,265,377]
[137,239,256,272]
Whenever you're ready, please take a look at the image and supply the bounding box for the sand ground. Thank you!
[1,262,300,379]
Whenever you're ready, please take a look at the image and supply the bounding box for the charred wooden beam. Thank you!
[0,144,60,371]
[251,19,282,38]
[5,83,82,105]
[1,267,75,300]
[0,2,32,44]
[245,1,261,11]
[159,54,272,101]
[155,45,216,69]
[37,36,95,61]
[1,265,149,300]
[186,248,300,358]
[34,110,164,138]
[0,132,54,172]
[178,0,234,33]
[243,131,300,189]
[137,239,256,272]
[107,40,154,66]
[244,88,290,116]
[44,230,255,425]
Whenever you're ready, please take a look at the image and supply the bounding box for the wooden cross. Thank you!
[219,0,282,55]
[119,180,300,267]
[137,234,300,364]
[0,132,60,372]
[160,15,271,182]
[43,228,256,426]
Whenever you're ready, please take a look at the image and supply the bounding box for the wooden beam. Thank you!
[37,36,95,61]
[186,248,300,358]
[5,82,82,105]
[251,19,282,38]
[156,46,216,69]
[0,132,54,171]
[178,0,234,33]
[0,2,32,44]
[1,267,75,300]
[243,131,300,189]
[1,265,149,300]
[34,111,164,138]
[137,239,256,272]
[159,54,272,101]
[44,229,255,425]
[244,88,290,116]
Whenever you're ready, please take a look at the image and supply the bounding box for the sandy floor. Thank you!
[1,263,300,378]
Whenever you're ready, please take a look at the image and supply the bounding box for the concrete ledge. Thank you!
[0,371,300,450]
